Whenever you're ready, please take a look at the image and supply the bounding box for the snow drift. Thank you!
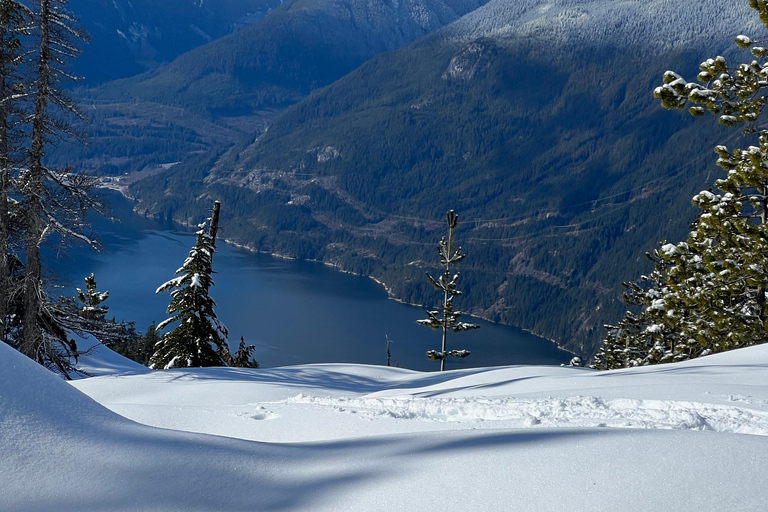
[2,341,768,511]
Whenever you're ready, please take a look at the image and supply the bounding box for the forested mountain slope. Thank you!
[128,0,760,359]
[53,0,489,176]
[66,0,278,85]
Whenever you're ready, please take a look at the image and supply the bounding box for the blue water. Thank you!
[46,194,573,370]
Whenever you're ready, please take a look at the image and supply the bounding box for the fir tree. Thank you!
[151,220,228,369]
[53,273,139,348]
[597,0,768,368]
[138,322,159,366]
[417,210,478,371]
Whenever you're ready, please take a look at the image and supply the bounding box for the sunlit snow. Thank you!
[2,336,767,511]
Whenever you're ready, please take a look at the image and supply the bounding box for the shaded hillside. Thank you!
[67,0,279,85]
[89,0,491,116]
[128,0,759,358]
[54,0,490,176]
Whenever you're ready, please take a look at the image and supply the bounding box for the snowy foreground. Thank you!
[2,340,768,511]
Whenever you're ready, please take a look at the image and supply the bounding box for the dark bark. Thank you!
[210,200,221,247]
[0,0,22,343]
[21,0,49,359]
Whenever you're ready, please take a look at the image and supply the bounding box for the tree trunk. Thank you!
[0,0,18,343]
[440,268,449,372]
[210,200,221,247]
[759,186,768,327]
[0,54,8,343]
[21,0,50,358]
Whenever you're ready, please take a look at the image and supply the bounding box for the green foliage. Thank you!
[106,322,158,367]
[151,221,228,369]
[597,4,768,369]
[52,274,143,366]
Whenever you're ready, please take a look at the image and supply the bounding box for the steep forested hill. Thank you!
[51,0,489,176]
[66,0,278,85]
[127,0,760,358]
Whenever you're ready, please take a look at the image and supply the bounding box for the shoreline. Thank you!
[116,191,577,360]
[219,240,577,360]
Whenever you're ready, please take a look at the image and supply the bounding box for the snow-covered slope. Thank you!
[71,346,768,443]
[70,333,151,378]
[447,0,760,54]
[2,341,768,511]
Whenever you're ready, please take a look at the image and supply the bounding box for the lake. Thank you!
[46,194,573,371]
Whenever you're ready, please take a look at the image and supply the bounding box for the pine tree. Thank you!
[51,273,139,350]
[138,322,159,366]
[597,0,768,368]
[417,210,478,371]
[151,220,228,369]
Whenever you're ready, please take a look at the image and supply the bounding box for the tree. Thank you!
[222,336,259,368]
[0,0,27,346]
[138,322,159,366]
[597,0,768,369]
[53,273,140,351]
[75,272,108,320]
[417,210,478,371]
[17,0,98,376]
[151,217,228,369]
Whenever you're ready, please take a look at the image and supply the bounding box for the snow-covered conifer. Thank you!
[598,4,768,369]
[225,336,259,368]
[151,221,228,369]
[75,272,109,320]
[417,210,478,371]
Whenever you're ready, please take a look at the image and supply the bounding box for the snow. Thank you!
[70,333,150,378]
[445,0,760,58]
[660,243,679,256]
[2,341,768,511]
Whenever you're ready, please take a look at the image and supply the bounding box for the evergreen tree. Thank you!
[417,210,478,371]
[17,0,98,376]
[151,220,228,369]
[223,336,259,368]
[138,322,159,366]
[53,273,140,352]
[597,0,768,369]
[75,272,108,320]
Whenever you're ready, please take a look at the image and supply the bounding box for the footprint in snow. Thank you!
[236,407,277,421]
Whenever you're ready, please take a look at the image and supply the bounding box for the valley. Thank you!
[50,0,762,360]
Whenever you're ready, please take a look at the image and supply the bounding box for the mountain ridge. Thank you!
[54,0,491,176]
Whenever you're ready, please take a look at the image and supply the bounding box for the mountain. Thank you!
[51,0,490,176]
[127,0,761,358]
[67,0,279,85]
